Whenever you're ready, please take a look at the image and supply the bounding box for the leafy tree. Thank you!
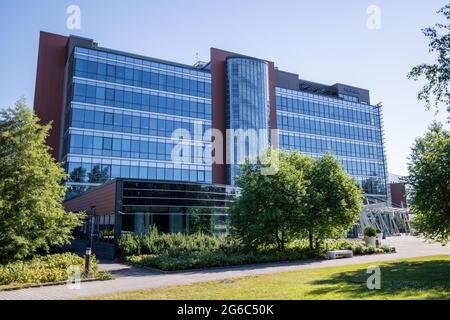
[229,150,311,252]
[88,164,109,183]
[406,122,450,244]
[305,154,364,250]
[408,4,450,114]
[0,99,84,262]
[229,150,363,252]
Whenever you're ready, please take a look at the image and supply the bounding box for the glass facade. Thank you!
[60,43,388,203]
[63,47,212,198]
[120,180,237,234]
[226,57,271,185]
[276,87,388,198]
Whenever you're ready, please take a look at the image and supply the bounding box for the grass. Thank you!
[85,255,450,300]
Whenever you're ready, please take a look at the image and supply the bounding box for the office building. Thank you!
[34,31,390,241]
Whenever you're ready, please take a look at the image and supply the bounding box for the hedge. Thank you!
[0,253,104,286]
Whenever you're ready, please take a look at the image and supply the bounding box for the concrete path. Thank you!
[0,236,449,300]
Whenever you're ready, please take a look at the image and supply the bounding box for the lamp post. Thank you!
[84,205,95,277]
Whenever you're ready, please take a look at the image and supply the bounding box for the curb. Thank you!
[123,250,396,274]
[0,276,113,292]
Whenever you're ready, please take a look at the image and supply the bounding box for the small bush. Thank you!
[116,233,141,257]
[332,240,393,255]
[126,249,314,271]
[118,229,395,271]
[364,227,377,237]
[116,227,241,258]
[0,253,101,286]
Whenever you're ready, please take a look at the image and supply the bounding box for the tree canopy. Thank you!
[230,150,311,251]
[229,150,363,252]
[406,122,450,244]
[408,4,450,115]
[305,154,364,249]
[0,99,84,262]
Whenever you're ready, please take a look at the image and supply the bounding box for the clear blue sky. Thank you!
[0,0,448,176]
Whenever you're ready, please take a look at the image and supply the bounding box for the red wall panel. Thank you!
[33,31,68,161]
[210,48,277,184]
[210,48,230,185]
[64,181,117,216]
[390,183,407,208]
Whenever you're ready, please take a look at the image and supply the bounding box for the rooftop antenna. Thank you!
[193,52,208,69]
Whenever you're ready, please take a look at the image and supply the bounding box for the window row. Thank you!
[280,134,384,161]
[72,82,211,120]
[75,47,210,79]
[277,115,381,143]
[276,95,376,126]
[70,107,211,140]
[68,133,211,164]
[67,162,212,184]
[355,177,387,195]
[339,94,360,103]
[343,159,385,178]
[74,57,212,98]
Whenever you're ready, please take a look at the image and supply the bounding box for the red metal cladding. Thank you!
[34,31,68,161]
[210,48,231,185]
[390,182,407,208]
[64,181,117,216]
[210,48,277,184]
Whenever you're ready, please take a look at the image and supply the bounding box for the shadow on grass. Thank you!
[305,260,450,300]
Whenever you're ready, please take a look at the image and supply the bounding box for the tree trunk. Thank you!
[315,238,320,251]
[275,228,282,252]
[309,232,313,251]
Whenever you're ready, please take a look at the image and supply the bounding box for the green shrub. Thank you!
[315,238,394,256]
[0,253,101,286]
[118,229,394,271]
[116,233,141,257]
[364,227,377,237]
[126,249,314,271]
[117,227,241,258]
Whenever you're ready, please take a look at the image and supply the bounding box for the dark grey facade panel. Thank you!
[275,69,300,91]
[332,83,371,104]
[66,35,209,73]
[275,69,371,104]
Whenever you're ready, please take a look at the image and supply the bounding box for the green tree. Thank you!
[305,154,364,250]
[0,99,84,262]
[229,150,363,252]
[188,208,215,235]
[229,150,311,252]
[406,122,450,244]
[408,4,450,114]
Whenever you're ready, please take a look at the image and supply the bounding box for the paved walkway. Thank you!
[0,236,449,300]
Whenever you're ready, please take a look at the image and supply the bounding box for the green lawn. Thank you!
[85,255,450,300]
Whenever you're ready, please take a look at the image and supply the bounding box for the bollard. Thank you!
[84,247,91,277]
